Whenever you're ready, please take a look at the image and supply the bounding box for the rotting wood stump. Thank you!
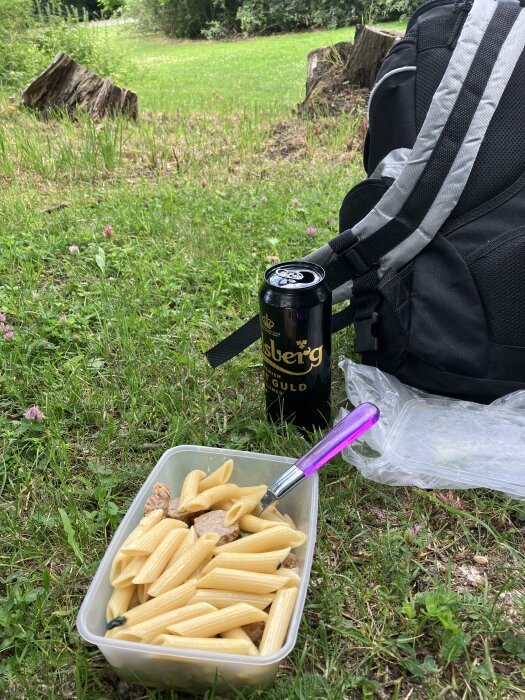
[21,52,138,120]
[347,25,403,90]
[306,41,353,95]
[299,25,404,116]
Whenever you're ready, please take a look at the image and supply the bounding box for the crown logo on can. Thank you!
[261,314,275,331]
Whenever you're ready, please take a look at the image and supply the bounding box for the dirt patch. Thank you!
[263,120,308,160]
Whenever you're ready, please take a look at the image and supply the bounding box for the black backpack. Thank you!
[207,0,525,404]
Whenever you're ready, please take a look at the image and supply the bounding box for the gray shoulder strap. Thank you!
[309,0,525,306]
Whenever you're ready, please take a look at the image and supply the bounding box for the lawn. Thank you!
[108,22,406,114]
[1,22,525,700]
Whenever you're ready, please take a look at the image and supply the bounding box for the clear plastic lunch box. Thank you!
[76,445,318,695]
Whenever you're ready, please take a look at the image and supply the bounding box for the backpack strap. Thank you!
[333,0,525,351]
[205,303,356,368]
[205,0,525,367]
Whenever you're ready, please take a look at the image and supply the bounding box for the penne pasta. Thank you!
[148,533,220,597]
[121,518,187,557]
[109,509,165,584]
[137,583,150,604]
[178,470,206,510]
[237,485,268,497]
[109,552,133,586]
[224,488,267,527]
[221,627,259,656]
[281,513,297,529]
[128,587,140,610]
[259,510,288,523]
[104,464,306,657]
[191,562,208,580]
[259,587,298,656]
[112,602,217,643]
[213,498,235,511]
[197,459,234,492]
[238,514,284,533]
[196,567,289,595]
[138,508,166,530]
[153,635,257,656]
[113,555,149,589]
[214,526,306,555]
[278,569,301,587]
[106,585,135,621]
[184,484,240,513]
[201,549,291,575]
[167,603,267,638]
[132,529,188,584]
[105,580,197,635]
[167,527,196,567]
[190,589,274,610]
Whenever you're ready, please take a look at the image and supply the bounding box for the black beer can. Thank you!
[259,261,332,430]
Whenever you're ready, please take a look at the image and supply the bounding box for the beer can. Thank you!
[259,261,332,430]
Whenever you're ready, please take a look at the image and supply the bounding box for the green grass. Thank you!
[1,22,525,700]
[110,22,405,115]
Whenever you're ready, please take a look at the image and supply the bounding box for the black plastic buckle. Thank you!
[354,313,379,354]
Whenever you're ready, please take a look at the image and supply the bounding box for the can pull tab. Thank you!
[277,269,304,281]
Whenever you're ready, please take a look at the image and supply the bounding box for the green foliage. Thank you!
[397,587,491,672]
[0,0,40,88]
[97,0,122,15]
[0,0,120,90]
[364,0,421,22]
[499,630,525,662]
[125,0,232,38]
[125,0,418,38]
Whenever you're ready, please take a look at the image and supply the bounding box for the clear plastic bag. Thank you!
[338,357,525,496]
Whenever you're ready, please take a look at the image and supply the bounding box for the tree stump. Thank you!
[298,25,404,116]
[306,42,353,95]
[21,52,138,120]
[347,25,404,89]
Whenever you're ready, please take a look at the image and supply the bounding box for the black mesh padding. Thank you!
[470,232,525,346]
[452,48,525,220]
[417,16,457,50]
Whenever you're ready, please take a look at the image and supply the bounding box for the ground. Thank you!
[0,22,524,700]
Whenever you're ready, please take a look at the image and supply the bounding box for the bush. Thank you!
[125,0,230,38]
[0,0,121,91]
[236,0,309,34]
[124,0,420,39]
[235,0,420,35]
[0,0,41,87]
[362,0,421,22]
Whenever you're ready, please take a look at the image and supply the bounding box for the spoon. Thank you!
[259,402,380,513]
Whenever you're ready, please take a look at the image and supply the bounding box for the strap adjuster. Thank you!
[354,312,379,353]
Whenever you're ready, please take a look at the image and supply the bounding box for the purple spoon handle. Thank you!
[295,402,380,477]
[259,403,380,512]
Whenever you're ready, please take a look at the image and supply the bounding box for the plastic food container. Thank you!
[384,396,525,496]
[76,445,318,695]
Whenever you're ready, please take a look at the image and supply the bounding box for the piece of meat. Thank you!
[281,553,300,569]
[143,482,171,517]
[243,621,265,646]
[167,497,207,525]
[193,510,240,545]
